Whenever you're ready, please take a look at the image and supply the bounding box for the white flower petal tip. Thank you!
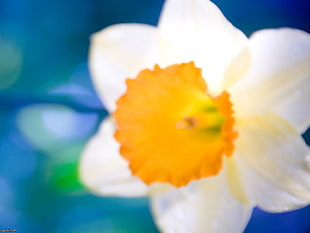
[158,0,248,93]
[230,28,310,133]
[89,24,159,112]
[151,174,253,233]
[231,114,310,212]
[79,117,151,197]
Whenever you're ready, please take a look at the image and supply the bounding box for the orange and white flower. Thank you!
[79,0,310,232]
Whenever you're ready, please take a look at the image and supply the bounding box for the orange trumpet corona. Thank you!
[114,62,238,187]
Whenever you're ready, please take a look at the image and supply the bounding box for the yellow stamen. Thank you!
[114,62,237,187]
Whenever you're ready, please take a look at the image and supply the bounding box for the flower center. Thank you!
[114,62,237,187]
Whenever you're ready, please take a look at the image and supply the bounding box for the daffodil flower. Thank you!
[79,0,310,232]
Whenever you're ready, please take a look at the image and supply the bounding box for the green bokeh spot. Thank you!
[49,161,84,193]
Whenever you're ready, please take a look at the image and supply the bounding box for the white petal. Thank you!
[158,0,247,92]
[79,117,151,197]
[89,24,159,112]
[151,172,252,233]
[230,28,310,133]
[229,114,310,212]
[221,48,251,90]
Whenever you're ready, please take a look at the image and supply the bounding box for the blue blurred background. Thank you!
[0,0,310,232]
